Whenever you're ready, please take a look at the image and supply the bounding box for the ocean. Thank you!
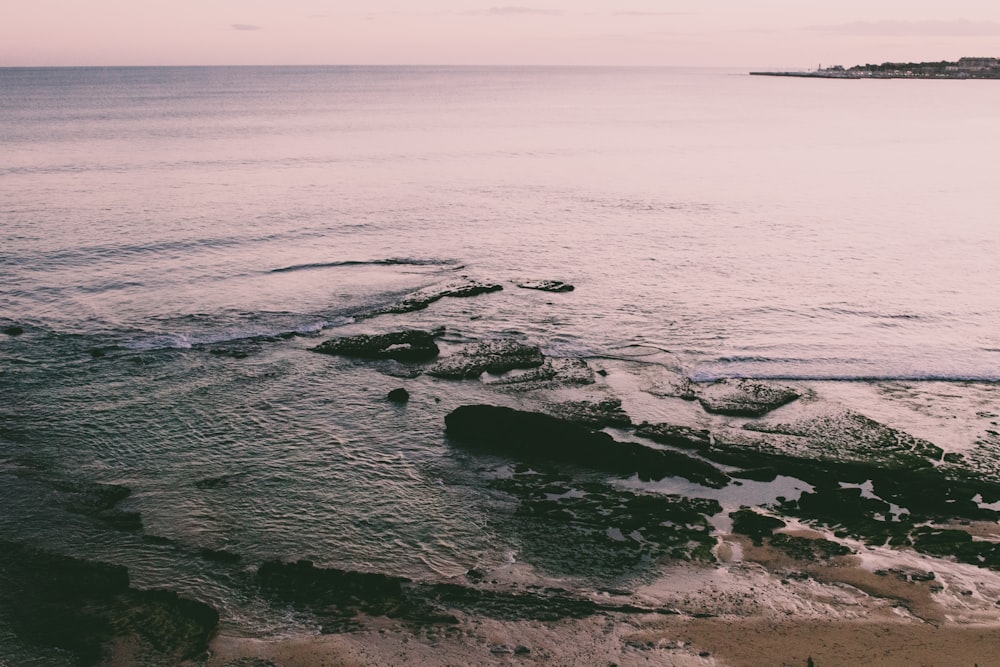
[1,66,999,663]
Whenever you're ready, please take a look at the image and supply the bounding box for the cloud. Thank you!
[231,24,261,31]
[806,19,1000,37]
[464,6,563,16]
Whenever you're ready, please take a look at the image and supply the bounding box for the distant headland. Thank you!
[751,56,1000,79]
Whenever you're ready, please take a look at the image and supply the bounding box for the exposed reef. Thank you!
[429,340,544,379]
[516,280,575,293]
[482,356,595,389]
[695,378,801,417]
[379,279,503,315]
[310,329,441,362]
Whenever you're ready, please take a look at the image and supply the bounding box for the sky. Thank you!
[3,1,1000,68]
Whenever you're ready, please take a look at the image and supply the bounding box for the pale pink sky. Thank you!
[3,1,1000,68]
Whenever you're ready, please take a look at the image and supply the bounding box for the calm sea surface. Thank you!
[1,66,999,653]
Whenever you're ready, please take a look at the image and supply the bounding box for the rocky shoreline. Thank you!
[4,276,1000,666]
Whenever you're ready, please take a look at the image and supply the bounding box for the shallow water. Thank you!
[1,66,999,654]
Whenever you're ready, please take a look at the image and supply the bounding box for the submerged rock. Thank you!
[429,340,544,379]
[2,325,24,336]
[445,405,729,488]
[382,279,503,314]
[516,280,574,293]
[695,378,800,417]
[51,480,141,532]
[310,329,440,362]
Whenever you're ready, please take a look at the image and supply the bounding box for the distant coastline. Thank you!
[752,56,1000,79]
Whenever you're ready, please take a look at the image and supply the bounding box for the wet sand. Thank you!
[200,616,1000,667]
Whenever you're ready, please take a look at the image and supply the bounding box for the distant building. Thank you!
[957,57,1000,70]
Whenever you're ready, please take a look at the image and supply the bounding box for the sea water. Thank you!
[1,66,998,644]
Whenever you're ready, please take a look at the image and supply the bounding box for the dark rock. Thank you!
[387,387,410,403]
[198,548,241,564]
[382,279,503,314]
[514,645,531,655]
[769,533,852,560]
[696,378,800,416]
[516,280,574,293]
[445,405,729,488]
[730,467,779,482]
[89,347,107,358]
[257,559,411,630]
[0,541,218,666]
[429,340,544,379]
[910,527,1000,569]
[256,558,673,629]
[635,422,712,450]
[310,329,440,362]
[730,509,786,545]
[3,325,25,336]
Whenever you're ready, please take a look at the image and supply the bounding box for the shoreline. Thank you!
[4,282,999,666]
